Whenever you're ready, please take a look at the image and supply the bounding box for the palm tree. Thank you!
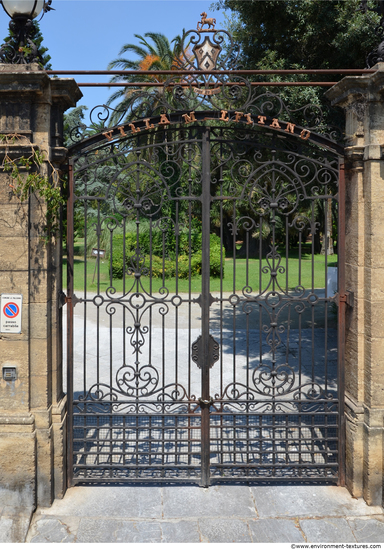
[106,32,187,123]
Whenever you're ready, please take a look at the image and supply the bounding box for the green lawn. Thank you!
[63,243,337,294]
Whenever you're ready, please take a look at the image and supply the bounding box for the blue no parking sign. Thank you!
[0,294,22,333]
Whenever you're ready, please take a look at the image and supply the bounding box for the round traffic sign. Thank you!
[3,302,19,318]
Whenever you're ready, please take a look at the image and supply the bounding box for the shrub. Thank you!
[111,232,224,280]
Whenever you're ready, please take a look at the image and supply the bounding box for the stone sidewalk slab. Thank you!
[198,518,252,543]
[24,484,384,543]
[0,512,34,543]
[300,518,356,542]
[35,485,162,518]
[348,516,384,543]
[250,485,383,518]
[162,485,257,518]
[0,488,34,543]
[248,518,305,543]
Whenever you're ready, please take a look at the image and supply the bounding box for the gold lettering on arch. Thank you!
[300,129,311,140]
[182,112,196,124]
[159,114,170,125]
[102,131,114,141]
[128,123,140,134]
[102,114,312,146]
[270,118,281,129]
[285,122,295,134]
[143,118,154,129]
[220,110,229,122]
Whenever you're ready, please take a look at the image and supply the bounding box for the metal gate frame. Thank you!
[65,118,346,487]
[64,22,347,488]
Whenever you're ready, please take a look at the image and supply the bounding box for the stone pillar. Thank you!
[0,65,81,510]
[326,65,384,506]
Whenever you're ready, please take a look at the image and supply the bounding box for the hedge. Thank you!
[111,232,224,279]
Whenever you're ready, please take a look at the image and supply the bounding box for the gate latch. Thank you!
[198,396,214,407]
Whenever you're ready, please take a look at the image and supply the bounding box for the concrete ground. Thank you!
[21,484,384,543]
[0,488,34,545]
[1,289,371,543]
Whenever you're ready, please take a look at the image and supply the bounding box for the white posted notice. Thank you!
[0,294,23,333]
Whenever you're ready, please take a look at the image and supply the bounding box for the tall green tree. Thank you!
[213,0,379,70]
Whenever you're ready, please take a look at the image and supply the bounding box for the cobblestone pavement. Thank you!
[24,485,384,543]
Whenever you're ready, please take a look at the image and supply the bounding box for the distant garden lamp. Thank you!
[0,0,53,64]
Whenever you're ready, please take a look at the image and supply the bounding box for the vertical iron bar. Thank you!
[286,217,289,293]
[66,160,75,487]
[337,163,346,486]
[123,218,126,365]
[148,217,152,371]
[200,127,211,487]
[83,198,87,397]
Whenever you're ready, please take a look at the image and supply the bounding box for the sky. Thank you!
[0,0,229,115]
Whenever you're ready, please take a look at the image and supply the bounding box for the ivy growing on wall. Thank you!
[0,133,64,239]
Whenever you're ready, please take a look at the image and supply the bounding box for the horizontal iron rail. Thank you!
[47,68,374,88]
[73,463,338,470]
[77,82,338,87]
[46,69,375,75]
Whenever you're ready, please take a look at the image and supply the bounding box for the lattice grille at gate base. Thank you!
[72,408,338,481]
[209,410,338,480]
[73,412,203,481]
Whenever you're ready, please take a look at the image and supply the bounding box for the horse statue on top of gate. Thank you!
[197,12,216,31]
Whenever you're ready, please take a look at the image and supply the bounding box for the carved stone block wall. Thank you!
[326,65,384,506]
[0,65,81,508]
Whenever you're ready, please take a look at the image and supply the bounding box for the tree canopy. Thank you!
[106,32,186,120]
[213,0,379,70]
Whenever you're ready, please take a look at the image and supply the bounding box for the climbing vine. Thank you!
[0,133,65,238]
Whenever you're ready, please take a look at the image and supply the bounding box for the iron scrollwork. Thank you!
[67,17,343,148]
[69,14,342,484]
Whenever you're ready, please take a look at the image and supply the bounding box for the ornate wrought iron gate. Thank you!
[66,23,345,487]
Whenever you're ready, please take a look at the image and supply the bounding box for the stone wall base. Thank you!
[345,392,384,505]
[0,415,36,508]
[0,398,67,509]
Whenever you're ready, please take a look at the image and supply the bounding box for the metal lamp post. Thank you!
[0,0,53,64]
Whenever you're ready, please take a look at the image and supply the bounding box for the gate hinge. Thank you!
[337,290,354,307]
[58,291,81,308]
[59,291,67,308]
